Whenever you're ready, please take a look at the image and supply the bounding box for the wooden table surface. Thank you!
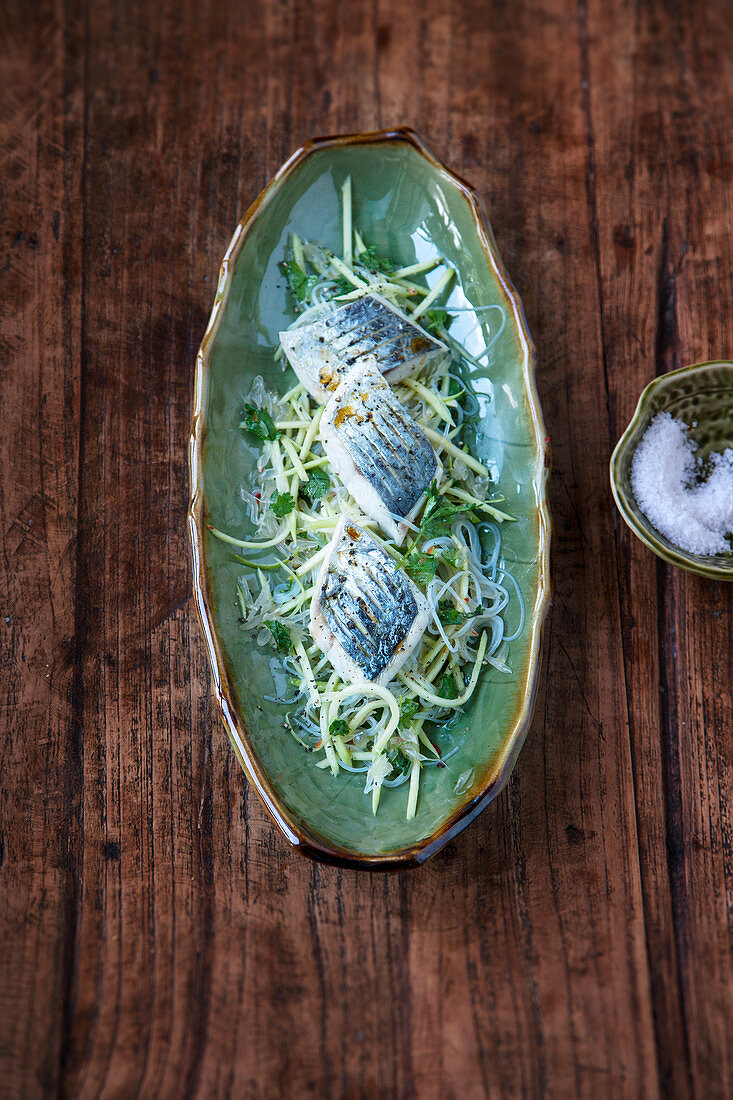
[2,0,733,1096]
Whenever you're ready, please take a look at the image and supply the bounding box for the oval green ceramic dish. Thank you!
[189,129,551,868]
[610,360,733,581]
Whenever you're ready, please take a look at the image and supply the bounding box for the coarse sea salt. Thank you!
[630,412,733,556]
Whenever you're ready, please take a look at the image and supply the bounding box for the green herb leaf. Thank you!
[300,468,330,504]
[435,602,460,629]
[386,747,411,776]
[270,490,295,517]
[438,599,468,626]
[403,548,439,587]
[264,619,292,654]
[328,277,355,298]
[401,485,482,587]
[329,718,350,739]
[358,244,395,273]
[398,698,420,727]
[436,673,459,700]
[279,259,317,306]
[420,482,477,540]
[424,308,449,332]
[243,403,279,443]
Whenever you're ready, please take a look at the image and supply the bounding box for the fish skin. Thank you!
[319,359,441,545]
[279,292,447,404]
[310,517,430,684]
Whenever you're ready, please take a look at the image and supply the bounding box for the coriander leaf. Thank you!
[270,490,295,518]
[420,482,477,540]
[279,259,317,306]
[300,468,330,504]
[398,698,420,727]
[243,403,279,443]
[437,673,459,700]
[358,244,395,273]
[403,548,438,587]
[424,308,449,332]
[386,747,411,776]
[329,718,350,739]
[264,619,292,654]
[438,599,467,626]
[328,277,354,298]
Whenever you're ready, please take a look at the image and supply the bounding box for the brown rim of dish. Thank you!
[188,127,552,870]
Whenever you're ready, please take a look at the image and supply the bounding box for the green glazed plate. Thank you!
[189,129,551,868]
[610,360,733,580]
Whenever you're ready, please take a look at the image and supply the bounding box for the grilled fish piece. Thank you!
[310,517,430,685]
[319,359,441,545]
[279,292,447,404]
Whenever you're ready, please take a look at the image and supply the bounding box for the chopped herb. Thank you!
[398,698,420,727]
[328,276,354,298]
[403,548,439,587]
[420,482,478,540]
[243,403,279,443]
[424,308,449,332]
[279,259,318,306]
[386,747,411,776]
[270,490,295,517]
[437,673,459,700]
[358,244,395,273]
[300,468,330,503]
[438,599,469,626]
[329,718,350,738]
[264,619,292,654]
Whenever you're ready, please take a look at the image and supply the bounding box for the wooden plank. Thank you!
[52,0,228,1092]
[588,1,733,1094]
[0,2,84,1095]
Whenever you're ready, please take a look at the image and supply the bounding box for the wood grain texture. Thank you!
[1,0,732,1096]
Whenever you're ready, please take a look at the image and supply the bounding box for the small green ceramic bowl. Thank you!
[610,360,733,580]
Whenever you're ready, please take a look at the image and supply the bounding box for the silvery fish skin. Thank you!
[279,292,447,404]
[319,359,441,545]
[310,517,430,685]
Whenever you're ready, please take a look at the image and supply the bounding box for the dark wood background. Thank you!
[2,0,732,1096]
